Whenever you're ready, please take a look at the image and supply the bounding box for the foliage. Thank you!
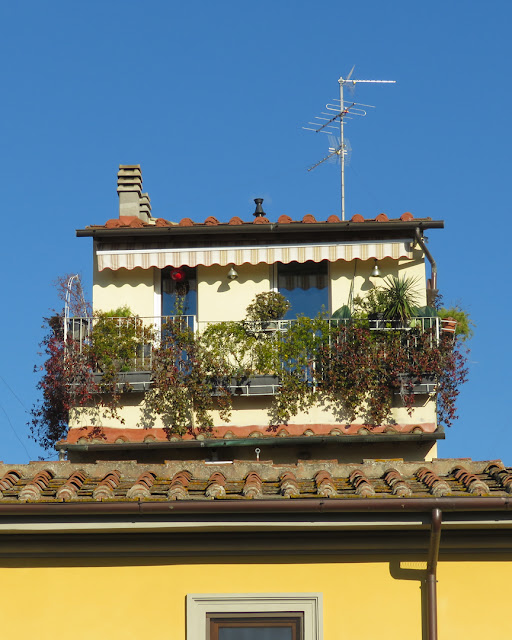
[88,311,154,376]
[245,291,291,321]
[381,275,422,322]
[270,315,330,424]
[141,319,232,435]
[30,316,96,449]
[32,283,469,449]
[438,305,475,342]
[353,276,422,323]
[353,287,389,317]
[31,306,155,449]
[319,325,467,427]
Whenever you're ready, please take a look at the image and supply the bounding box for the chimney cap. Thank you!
[253,198,266,218]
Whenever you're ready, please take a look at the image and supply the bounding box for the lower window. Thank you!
[209,615,302,640]
[187,593,322,640]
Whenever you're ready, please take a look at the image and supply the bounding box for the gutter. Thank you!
[415,227,438,300]
[76,220,444,239]
[0,496,510,516]
[55,432,444,454]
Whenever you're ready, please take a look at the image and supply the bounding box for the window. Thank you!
[162,266,197,317]
[187,593,322,640]
[209,615,302,640]
[277,261,329,318]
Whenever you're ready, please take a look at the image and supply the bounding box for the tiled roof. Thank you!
[0,459,509,504]
[90,211,428,231]
[61,423,438,446]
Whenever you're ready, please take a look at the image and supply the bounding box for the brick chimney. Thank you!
[116,165,151,222]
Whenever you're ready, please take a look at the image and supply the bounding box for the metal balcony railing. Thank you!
[64,315,455,380]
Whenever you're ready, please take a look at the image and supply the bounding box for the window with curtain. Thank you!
[277,261,328,318]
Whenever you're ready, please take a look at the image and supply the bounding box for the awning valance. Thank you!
[96,240,412,271]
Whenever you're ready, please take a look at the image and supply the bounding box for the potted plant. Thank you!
[353,288,388,329]
[438,305,474,341]
[381,275,421,327]
[245,292,291,330]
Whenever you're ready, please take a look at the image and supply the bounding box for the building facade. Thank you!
[1,165,507,640]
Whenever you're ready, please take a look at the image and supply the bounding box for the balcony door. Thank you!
[162,266,197,319]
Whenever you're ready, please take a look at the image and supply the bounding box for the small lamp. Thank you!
[227,266,239,281]
[370,259,381,278]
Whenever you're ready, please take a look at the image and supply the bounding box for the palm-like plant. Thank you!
[381,275,421,324]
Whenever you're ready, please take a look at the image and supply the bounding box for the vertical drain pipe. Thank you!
[415,227,438,307]
[427,508,442,640]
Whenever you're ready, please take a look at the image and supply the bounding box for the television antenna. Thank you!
[303,68,396,220]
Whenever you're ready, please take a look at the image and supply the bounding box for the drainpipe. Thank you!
[415,227,438,307]
[426,508,442,640]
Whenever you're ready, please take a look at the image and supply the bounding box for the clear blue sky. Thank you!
[0,1,509,464]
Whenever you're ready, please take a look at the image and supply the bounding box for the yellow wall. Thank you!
[69,394,437,432]
[93,262,156,318]
[197,263,270,324]
[330,252,427,314]
[1,554,510,639]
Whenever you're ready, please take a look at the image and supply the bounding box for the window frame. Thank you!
[186,593,323,640]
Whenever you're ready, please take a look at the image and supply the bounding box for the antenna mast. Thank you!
[304,69,396,220]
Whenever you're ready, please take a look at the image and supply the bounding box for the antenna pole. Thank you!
[304,71,396,220]
[339,77,346,220]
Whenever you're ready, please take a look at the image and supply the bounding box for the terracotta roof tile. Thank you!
[206,472,226,499]
[349,469,375,497]
[485,462,512,493]
[93,470,121,500]
[87,210,432,230]
[452,466,490,496]
[19,470,54,502]
[62,423,437,445]
[314,470,337,497]
[126,471,156,500]
[243,472,263,498]
[168,470,192,500]
[383,469,412,497]
[280,472,300,498]
[56,470,86,501]
[0,470,21,496]
[1,459,506,505]
[416,467,450,497]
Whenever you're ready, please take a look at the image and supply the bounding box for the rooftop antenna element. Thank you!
[303,69,396,220]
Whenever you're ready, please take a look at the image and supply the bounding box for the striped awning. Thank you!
[96,240,412,271]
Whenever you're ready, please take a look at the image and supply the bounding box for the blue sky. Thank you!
[0,1,510,464]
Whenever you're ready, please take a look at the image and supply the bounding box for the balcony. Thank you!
[63,314,456,396]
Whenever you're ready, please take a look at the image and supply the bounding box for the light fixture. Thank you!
[370,259,381,278]
[227,266,239,281]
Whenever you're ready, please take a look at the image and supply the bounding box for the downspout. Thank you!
[415,227,438,307]
[426,508,442,640]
